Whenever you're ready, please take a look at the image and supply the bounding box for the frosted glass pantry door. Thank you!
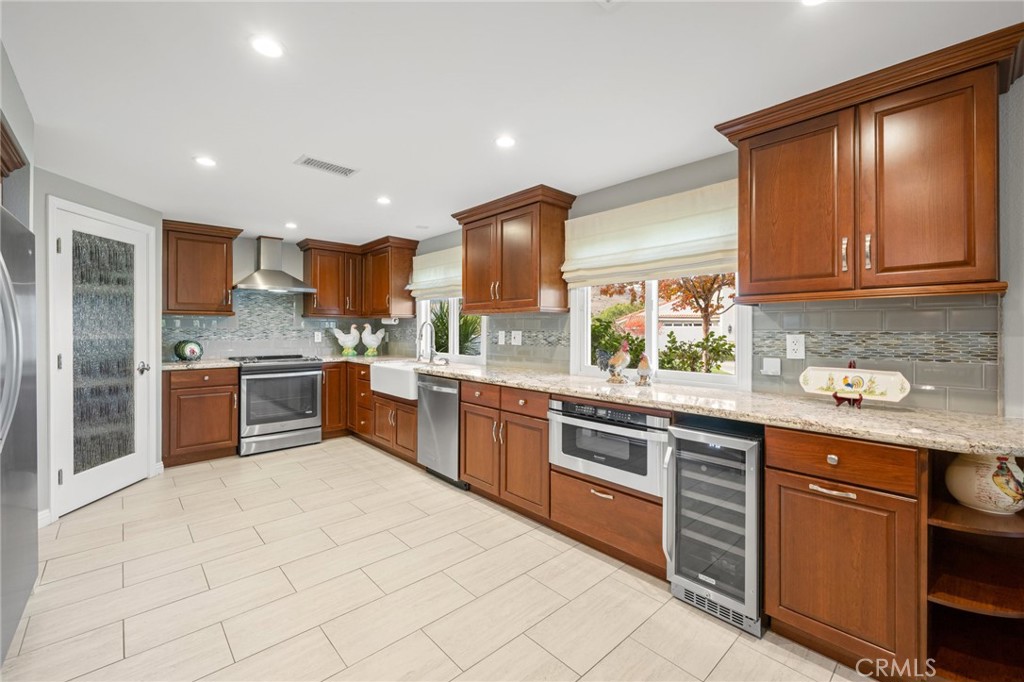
[51,202,152,516]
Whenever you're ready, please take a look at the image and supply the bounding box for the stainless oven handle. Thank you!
[662,445,673,565]
[241,370,324,381]
[549,412,668,443]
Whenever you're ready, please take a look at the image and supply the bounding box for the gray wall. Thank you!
[415,229,461,256]
[1000,78,1023,420]
[33,168,163,518]
[1,45,35,167]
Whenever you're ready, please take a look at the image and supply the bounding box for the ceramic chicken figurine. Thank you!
[606,339,631,384]
[635,353,652,386]
[331,324,361,356]
[361,323,386,356]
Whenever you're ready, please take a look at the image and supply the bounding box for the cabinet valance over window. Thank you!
[561,179,738,287]
[407,246,462,299]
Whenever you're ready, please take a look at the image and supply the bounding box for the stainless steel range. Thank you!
[230,355,323,456]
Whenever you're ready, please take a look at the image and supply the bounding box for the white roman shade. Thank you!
[561,179,738,288]
[406,246,462,299]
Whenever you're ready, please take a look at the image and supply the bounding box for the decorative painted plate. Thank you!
[799,366,910,403]
[174,340,204,362]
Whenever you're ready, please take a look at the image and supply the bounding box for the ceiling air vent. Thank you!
[294,155,358,178]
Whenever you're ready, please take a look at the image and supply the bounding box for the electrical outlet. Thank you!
[510,331,523,346]
[314,331,322,343]
[761,357,782,376]
[497,331,506,345]
[786,334,805,360]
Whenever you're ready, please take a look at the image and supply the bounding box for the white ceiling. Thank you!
[4,2,1022,244]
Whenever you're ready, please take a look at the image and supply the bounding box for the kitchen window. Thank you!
[417,297,486,364]
[570,274,751,389]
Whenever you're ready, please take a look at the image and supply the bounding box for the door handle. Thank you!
[498,422,504,445]
[227,289,232,305]
[809,483,857,500]
[313,292,318,308]
[386,294,391,309]
[136,361,151,375]
[489,282,495,300]
[233,392,238,409]
[492,421,497,442]
[864,234,872,270]
[662,445,673,563]
[840,237,848,272]
[0,256,23,447]
[346,296,350,310]
[589,488,614,500]
[495,281,500,299]
[390,409,395,426]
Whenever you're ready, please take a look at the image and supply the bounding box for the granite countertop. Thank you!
[162,355,415,371]
[414,364,1024,457]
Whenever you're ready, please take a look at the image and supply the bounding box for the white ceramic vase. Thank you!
[944,453,1024,515]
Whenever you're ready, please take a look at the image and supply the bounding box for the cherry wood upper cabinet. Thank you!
[454,185,576,315]
[297,239,359,317]
[858,67,998,289]
[344,252,364,316]
[363,237,417,318]
[163,221,242,315]
[717,24,1024,304]
[738,110,855,297]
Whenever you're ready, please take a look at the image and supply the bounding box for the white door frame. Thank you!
[46,197,160,518]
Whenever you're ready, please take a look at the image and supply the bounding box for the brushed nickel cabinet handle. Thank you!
[492,421,497,442]
[386,294,391,309]
[313,293,318,308]
[233,392,237,409]
[489,282,496,300]
[864,234,872,270]
[498,422,504,445]
[809,483,857,500]
[227,289,232,305]
[496,281,500,299]
[841,237,848,272]
[590,489,614,500]
[346,296,350,310]
[826,454,839,465]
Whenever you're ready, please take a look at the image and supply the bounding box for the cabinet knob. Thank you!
[361,392,366,397]
[826,454,839,465]
[203,375,210,381]
[518,399,526,406]
[474,391,481,397]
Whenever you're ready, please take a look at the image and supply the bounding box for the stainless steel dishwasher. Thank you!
[417,375,467,488]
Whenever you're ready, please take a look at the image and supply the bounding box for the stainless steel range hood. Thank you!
[234,236,316,294]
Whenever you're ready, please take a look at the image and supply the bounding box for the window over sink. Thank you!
[417,297,485,364]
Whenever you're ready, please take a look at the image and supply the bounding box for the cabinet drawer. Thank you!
[353,365,371,381]
[356,380,372,409]
[766,427,918,497]
[550,470,663,568]
[168,368,238,389]
[461,381,501,409]
[354,407,372,436]
[500,387,548,419]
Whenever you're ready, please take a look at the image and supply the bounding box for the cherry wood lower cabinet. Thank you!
[460,403,501,495]
[370,394,417,463]
[765,467,919,669]
[499,413,549,517]
[346,364,371,436]
[322,363,347,439]
[162,369,239,467]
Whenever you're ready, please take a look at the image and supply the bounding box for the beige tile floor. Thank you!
[3,437,855,682]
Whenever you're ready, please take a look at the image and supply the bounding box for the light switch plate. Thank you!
[314,331,322,343]
[761,357,782,376]
[786,334,805,360]
[497,331,506,345]
[510,331,523,346]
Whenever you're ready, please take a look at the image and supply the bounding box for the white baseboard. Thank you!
[38,509,53,528]
[150,462,164,478]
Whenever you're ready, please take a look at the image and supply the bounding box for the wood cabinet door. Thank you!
[371,396,395,447]
[168,386,238,455]
[322,364,346,434]
[462,217,497,312]
[365,248,391,316]
[393,404,417,463]
[306,250,344,316]
[164,231,233,314]
[499,413,549,518]
[765,467,918,664]
[344,252,364,316]
[738,110,856,296]
[460,403,500,495]
[858,67,998,288]
[495,206,540,310]
[345,365,361,430]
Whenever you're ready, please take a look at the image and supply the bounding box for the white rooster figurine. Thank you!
[361,323,386,356]
[331,324,360,357]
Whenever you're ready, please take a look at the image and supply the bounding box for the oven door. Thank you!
[240,370,322,437]
[548,412,668,497]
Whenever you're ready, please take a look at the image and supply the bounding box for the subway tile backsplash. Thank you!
[485,313,570,370]
[752,295,1001,415]
[162,290,417,360]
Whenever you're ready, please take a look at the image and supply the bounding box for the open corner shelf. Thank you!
[928,539,1024,618]
[928,501,1024,538]
[930,606,1024,682]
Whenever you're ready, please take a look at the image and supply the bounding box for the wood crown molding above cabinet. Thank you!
[716,22,1024,143]
[0,120,27,181]
[720,24,1022,304]
[454,184,576,314]
[163,220,243,315]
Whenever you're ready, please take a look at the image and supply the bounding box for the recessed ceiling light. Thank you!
[377,196,391,205]
[250,35,284,58]
[194,156,216,167]
[495,135,516,148]
[284,222,298,229]
[801,0,827,6]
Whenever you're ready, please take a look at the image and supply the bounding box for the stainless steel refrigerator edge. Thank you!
[0,205,38,661]
[417,375,465,488]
